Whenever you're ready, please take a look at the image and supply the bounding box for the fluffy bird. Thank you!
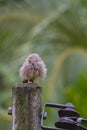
[19,53,47,83]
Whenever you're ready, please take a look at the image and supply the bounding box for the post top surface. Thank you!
[13,82,41,89]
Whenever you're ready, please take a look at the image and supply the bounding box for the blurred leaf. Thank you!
[66,73,87,117]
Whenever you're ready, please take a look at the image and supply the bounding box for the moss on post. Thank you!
[12,83,41,130]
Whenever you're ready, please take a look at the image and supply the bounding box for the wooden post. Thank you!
[12,83,41,130]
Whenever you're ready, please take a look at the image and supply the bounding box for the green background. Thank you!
[0,0,87,129]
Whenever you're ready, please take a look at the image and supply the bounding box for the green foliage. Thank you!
[0,0,87,129]
[66,73,87,118]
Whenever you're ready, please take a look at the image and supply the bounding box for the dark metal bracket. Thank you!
[41,102,87,130]
[41,102,75,130]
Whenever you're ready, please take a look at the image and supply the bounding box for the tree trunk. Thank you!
[12,83,41,130]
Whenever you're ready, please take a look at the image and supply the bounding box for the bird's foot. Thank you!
[23,80,28,83]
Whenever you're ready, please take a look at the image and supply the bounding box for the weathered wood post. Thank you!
[12,82,41,130]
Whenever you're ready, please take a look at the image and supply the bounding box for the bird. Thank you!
[19,53,47,83]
